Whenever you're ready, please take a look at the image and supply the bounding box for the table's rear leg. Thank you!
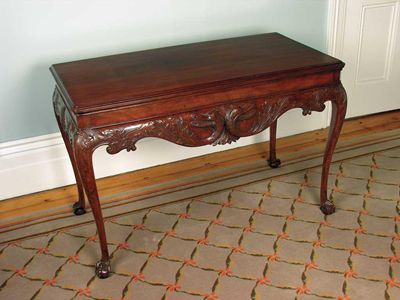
[320,86,347,215]
[55,119,86,216]
[268,120,281,168]
[74,144,111,278]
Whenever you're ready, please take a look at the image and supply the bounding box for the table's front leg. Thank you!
[53,91,86,215]
[56,119,87,215]
[74,132,111,278]
[320,84,347,215]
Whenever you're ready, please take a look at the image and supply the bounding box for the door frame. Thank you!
[327,0,348,58]
[326,0,347,126]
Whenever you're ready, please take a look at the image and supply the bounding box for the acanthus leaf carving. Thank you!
[53,84,344,155]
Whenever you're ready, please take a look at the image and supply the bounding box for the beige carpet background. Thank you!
[0,146,399,299]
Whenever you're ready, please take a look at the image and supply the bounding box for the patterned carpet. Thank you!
[0,147,399,300]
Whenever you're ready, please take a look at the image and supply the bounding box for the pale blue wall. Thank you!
[0,0,328,143]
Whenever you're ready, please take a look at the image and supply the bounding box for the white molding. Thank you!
[326,0,348,57]
[327,0,340,56]
[326,0,339,127]
[0,133,63,157]
[0,109,327,201]
[355,2,399,84]
[0,130,271,201]
[333,0,349,59]
[326,0,348,127]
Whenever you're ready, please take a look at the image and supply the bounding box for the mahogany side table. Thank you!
[50,33,347,278]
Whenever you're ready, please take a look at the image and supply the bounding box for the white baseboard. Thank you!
[0,109,327,200]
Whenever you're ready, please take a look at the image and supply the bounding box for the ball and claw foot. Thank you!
[72,201,86,216]
[320,200,336,215]
[96,260,111,279]
[268,158,281,169]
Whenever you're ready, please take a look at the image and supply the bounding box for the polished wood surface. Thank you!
[50,33,347,278]
[51,33,342,114]
[50,33,344,129]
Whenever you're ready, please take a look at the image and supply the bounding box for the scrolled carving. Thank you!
[53,84,344,154]
[191,111,228,145]
[73,116,200,154]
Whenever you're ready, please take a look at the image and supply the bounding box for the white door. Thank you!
[334,0,400,118]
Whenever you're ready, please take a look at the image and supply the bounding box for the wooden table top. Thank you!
[50,33,343,115]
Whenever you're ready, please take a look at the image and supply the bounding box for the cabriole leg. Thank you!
[55,118,86,216]
[74,141,110,278]
[268,120,281,168]
[320,84,347,215]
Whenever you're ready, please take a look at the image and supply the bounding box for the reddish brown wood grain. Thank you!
[51,32,346,278]
[51,33,342,113]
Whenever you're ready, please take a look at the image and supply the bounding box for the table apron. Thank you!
[53,82,345,155]
[74,70,340,128]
